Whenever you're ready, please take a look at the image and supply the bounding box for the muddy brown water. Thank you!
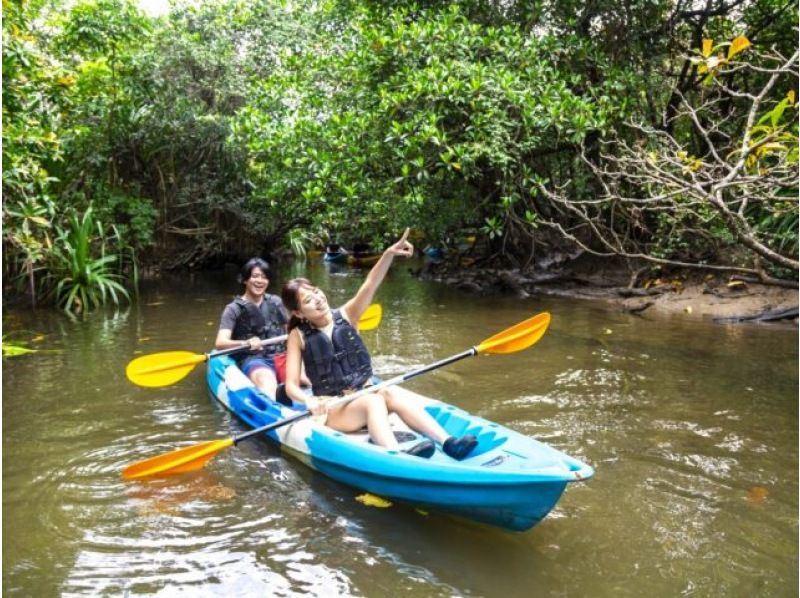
[3,259,797,596]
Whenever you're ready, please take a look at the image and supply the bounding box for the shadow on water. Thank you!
[3,259,797,596]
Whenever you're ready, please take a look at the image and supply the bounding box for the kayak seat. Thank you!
[237,392,286,431]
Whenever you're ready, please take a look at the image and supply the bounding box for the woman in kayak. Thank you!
[281,229,478,460]
[215,257,289,399]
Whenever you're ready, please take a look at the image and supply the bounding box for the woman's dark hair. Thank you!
[281,277,314,331]
[237,257,271,284]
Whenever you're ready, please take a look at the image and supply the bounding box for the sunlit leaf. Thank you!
[727,35,751,59]
[2,341,37,357]
[702,38,713,57]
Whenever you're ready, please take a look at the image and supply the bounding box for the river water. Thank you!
[3,259,798,597]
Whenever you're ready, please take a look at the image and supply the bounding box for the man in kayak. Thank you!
[280,229,478,460]
[215,258,289,399]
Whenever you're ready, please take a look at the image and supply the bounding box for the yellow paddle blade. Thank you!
[357,303,382,331]
[122,438,234,480]
[126,351,207,387]
[476,312,551,354]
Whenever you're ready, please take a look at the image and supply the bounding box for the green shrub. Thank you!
[48,206,130,313]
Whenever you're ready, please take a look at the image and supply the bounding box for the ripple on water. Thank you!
[370,353,427,376]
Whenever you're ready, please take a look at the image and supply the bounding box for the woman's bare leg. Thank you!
[326,393,399,449]
[250,367,278,398]
[381,387,450,444]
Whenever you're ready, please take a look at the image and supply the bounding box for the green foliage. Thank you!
[287,228,311,258]
[95,190,157,251]
[2,0,68,304]
[48,207,131,313]
[235,4,626,247]
[3,0,797,299]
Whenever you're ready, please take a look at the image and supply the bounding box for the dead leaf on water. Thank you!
[355,493,393,508]
[604,328,613,335]
[138,337,151,342]
[415,508,429,516]
[203,484,237,500]
[146,302,164,306]
[32,335,45,342]
[746,486,769,505]
[137,501,181,517]
[132,481,237,517]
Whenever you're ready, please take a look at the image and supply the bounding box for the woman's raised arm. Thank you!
[343,228,413,323]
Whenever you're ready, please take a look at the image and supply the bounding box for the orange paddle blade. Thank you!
[357,303,382,331]
[476,312,551,354]
[126,351,207,387]
[122,438,234,480]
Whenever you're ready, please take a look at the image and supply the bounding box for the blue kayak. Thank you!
[206,356,593,531]
[323,250,348,263]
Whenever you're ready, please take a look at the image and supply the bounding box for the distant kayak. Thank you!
[323,250,348,263]
[206,356,593,532]
[423,246,445,259]
[347,254,381,266]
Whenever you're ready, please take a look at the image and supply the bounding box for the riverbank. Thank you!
[417,257,799,327]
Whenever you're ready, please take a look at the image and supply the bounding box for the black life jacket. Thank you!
[231,295,287,360]
[300,309,373,396]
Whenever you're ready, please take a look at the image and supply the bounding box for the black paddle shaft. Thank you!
[401,347,477,382]
[231,347,478,446]
[210,335,288,360]
[233,410,311,445]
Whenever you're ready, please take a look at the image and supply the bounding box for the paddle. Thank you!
[126,303,383,388]
[122,311,550,480]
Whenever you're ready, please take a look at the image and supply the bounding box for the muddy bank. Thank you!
[417,258,799,327]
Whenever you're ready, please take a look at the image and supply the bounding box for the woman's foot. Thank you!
[443,435,478,460]
[403,439,435,459]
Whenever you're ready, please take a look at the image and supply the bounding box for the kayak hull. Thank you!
[207,355,593,531]
[323,251,348,263]
[347,254,381,266]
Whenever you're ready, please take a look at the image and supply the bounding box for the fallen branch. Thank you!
[714,306,799,323]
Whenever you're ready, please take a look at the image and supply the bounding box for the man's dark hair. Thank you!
[237,257,272,284]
